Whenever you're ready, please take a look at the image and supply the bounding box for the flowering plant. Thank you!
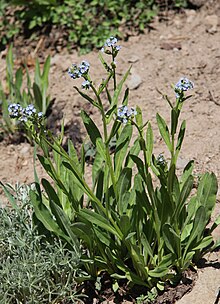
[10,37,220,292]
[0,45,50,139]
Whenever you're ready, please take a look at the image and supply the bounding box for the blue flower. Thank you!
[24,104,36,116]
[68,60,90,79]
[175,77,194,98]
[117,105,137,124]
[101,36,121,54]
[8,103,23,118]
[82,80,91,90]
[8,103,44,123]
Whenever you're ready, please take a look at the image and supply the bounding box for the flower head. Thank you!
[82,80,91,90]
[24,104,36,116]
[117,105,137,124]
[68,60,90,79]
[8,103,44,123]
[101,36,121,55]
[175,77,194,98]
[157,153,166,166]
[8,103,23,118]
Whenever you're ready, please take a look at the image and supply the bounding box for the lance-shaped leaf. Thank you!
[30,188,71,244]
[117,168,132,215]
[81,110,102,146]
[163,223,180,257]
[135,106,143,129]
[75,86,99,108]
[50,199,80,254]
[33,82,43,112]
[114,124,132,179]
[197,172,218,222]
[146,122,153,166]
[156,113,172,152]
[183,206,206,256]
[174,175,194,221]
[79,209,121,239]
[175,120,186,155]
[112,67,131,106]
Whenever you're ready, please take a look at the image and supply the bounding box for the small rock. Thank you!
[127,55,140,63]
[176,157,190,170]
[205,15,219,34]
[127,68,142,90]
[19,145,30,155]
[186,10,197,23]
[160,42,182,50]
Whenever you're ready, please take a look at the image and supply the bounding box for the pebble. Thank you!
[205,15,219,34]
[19,145,30,155]
[127,55,140,63]
[127,68,142,90]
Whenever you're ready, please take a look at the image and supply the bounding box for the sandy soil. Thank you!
[0,1,220,303]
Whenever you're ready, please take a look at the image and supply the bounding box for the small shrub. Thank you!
[0,183,83,303]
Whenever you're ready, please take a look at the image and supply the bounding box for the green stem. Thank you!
[133,121,149,176]
[91,84,118,200]
[111,50,117,90]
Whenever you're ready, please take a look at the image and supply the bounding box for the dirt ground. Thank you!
[0,1,220,303]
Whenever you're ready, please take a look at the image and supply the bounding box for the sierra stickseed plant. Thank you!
[8,37,220,295]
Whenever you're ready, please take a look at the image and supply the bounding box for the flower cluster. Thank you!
[175,77,194,98]
[101,36,121,54]
[8,103,43,123]
[82,80,91,90]
[117,105,137,124]
[157,153,167,166]
[68,60,90,79]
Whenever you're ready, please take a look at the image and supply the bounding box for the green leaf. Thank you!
[68,139,81,172]
[0,182,18,210]
[15,67,23,91]
[42,55,50,84]
[156,113,172,152]
[50,200,80,254]
[119,215,131,236]
[171,108,179,136]
[33,82,43,112]
[112,66,131,106]
[92,151,105,185]
[184,206,206,256]
[163,223,180,256]
[175,120,186,154]
[197,173,218,221]
[30,188,70,243]
[114,124,132,180]
[149,267,169,278]
[129,155,146,182]
[141,233,154,259]
[79,209,121,239]
[96,137,106,159]
[135,106,143,128]
[125,138,141,168]
[192,236,213,251]
[146,122,153,166]
[81,110,102,146]
[42,178,62,208]
[75,86,99,108]
[174,175,194,220]
[180,160,194,189]
[117,168,132,214]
